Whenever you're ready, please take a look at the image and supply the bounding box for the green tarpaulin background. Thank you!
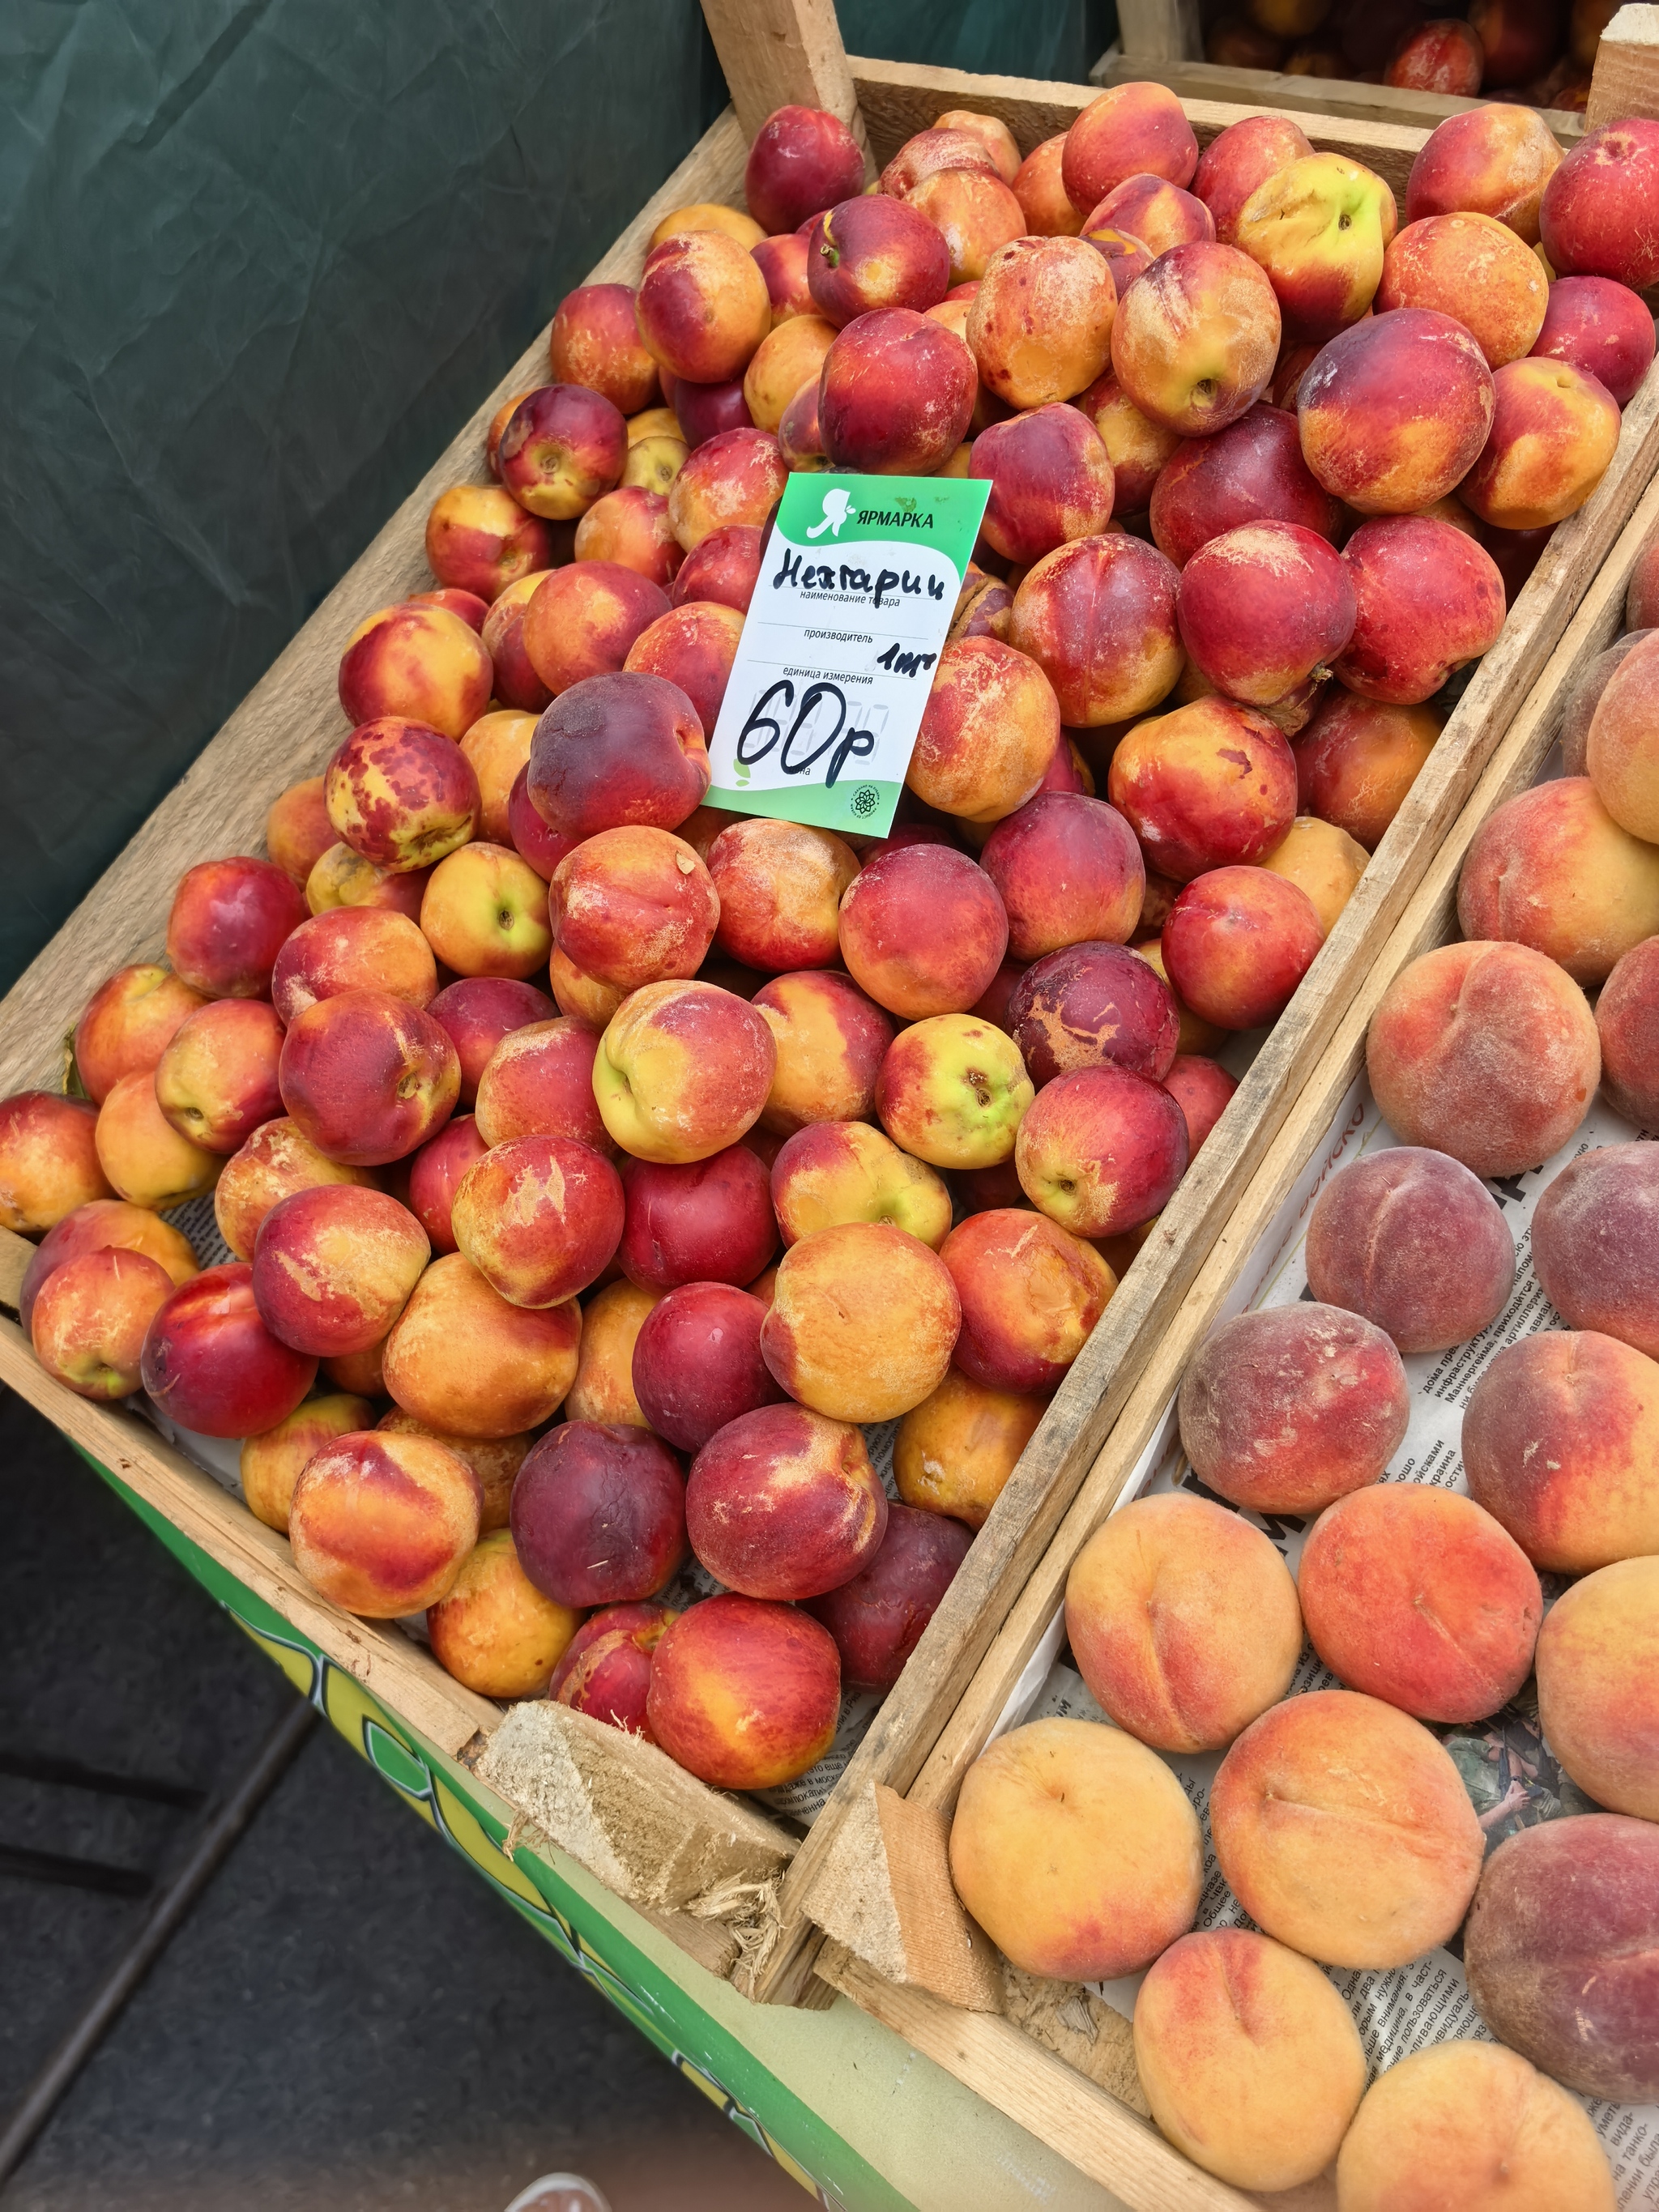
[1,0,1111,997]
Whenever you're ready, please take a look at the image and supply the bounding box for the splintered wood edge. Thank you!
[813,1942,1256,2212]
[0,106,748,1102]
[907,460,1659,1819]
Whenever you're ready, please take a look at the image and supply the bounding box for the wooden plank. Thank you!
[0,1224,32,1313]
[0,1315,499,1758]
[0,108,748,1104]
[813,1942,1255,2212]
[697,0,868,149]
[766,354,1659,1984]
[1588,2,1659,121]
[1092,49,1587,145]
[904,459,1659,1824]
[1115,0,1204,65]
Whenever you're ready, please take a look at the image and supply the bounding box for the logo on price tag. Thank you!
[705,471,992,838]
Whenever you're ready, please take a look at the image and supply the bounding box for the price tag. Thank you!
[705,471,992,838]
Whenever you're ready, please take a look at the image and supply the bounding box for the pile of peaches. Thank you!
[0,85,1655,1809]
[943,546,1659,2196]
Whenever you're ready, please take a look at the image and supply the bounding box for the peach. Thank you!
[406,1113,488,1255]
[967,236,1118,410]
[1470,0,1561,81]
[594,979,774,1163]
[623,601,742,737]
[879,128,1000,200]
[1110,242,1281,437]
[1011,134,1082,237]
[1068,1490,1301,1752]
[1132,936,1220,1056]
[648,204,766,254]
[817,307,977,474]
[1006,941,1179,1087]
[480,572,553,714]
[805,196,949,326]
[1009,535,1183,727]
[621,432,688,498]
[1464,1812,1659,2102]
[266,777,337,888]
[770,1119,951,1251]
[571,485,682,589]
[980,793,1143,962]
[469,1021,603,1154]
[212,1119,374,1262]
[407,586,492,630]
[429,975,557,1103]
[775,373,826,469]
[165,857,307,1000]
[322,1340,386,1396]
[19,1200,197,1338]
[949,1715,1203,1980]
[1086,173,1213,262]
[1014,1064,1187,1237]
[1379,213,1547,373]
[527,669,708,845]
[496,382,626,522]
[1336,2039,1618,2212]
[906,637,1059,827]
[427,1528,582,1699]
[935,111,1020,186]
[323,717,478,873]
[1597,933,1659,1127]
[751,969,893,1136]
[630,1281,783,1453]
[271,909,436,1030]
[337,600,494,738]
[450,1134,623,1308]
[970,406,1115,568]
[1162,1054,1237,1154]
[1260,815,1367,936]
[1300,313,1494,514]
[684,1400,885,1599]
[424,482,553,604]
[1538,1555,1659,1823]
[521,560,670,696]
[942,1206,1115,1395]
[1293,687,1440,848]
[905,168,1025,288]
[1337,517,1507,704]
[1588,632,1659,842]
[1179,1302,1410,1514]
[507,765,578,881]
[151,998,284,1156]
[305,843,432,922]
[635,228,771,386]
[1532,1140,1659,1356]
[804,1502,973,1691]
[740,315,836,436]
[277,991,458,1167]
[1366,941,1598,1178]
[510,1421,686,1607]
[837,843,1008,1020]
[566,1278,659,1426]
[93,1072,220,1211]
[383,1251,577,1436]
[548,282,659,415]
[1307,1146,1515,1354]
[239,1392,375,1535]
[1063,84,1199,215]
[1458,776,1659,986]
[1149,402,1340,569]
[893,1368,1047,1529]
[288,1429,480,1617]
[1213,1688,1484,1967]
[548,948,624,1029]
[702,818,853,974]
[249,1183,429,1356]
[1299,1481,1542,1723]
[874,1014,1033,1172]
[670,522,763,615]
[74,965,207,1106]
[1071,371,1179,515]
[667,427,787,552]
[1541,119,1659,293]
[1462,356,1621,531]
[30,1247,176,1400]
[669,374,754,449]
[761,1219,958,1421]
[1193,116,1315,246]
[1386,15,1484,87]
[1234,151,1395,344]
[1083,222,1154,305]
[422,842,555,981]
[1532,275,1656,409]
[548,1598,675,1737]
[752,231,814,326]
[1405,104,1563,245]
[140,1262,317,1437]
[1136,1929,1367,2194]
[744,105,866,237]
[646,1592,839,1791]
[1110,701,1299,883]
[1178,522,1357,714]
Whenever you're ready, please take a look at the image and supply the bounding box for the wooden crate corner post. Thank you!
[697,0,870,153]
[1115,0,1205,63]
[1588,4,1659,122]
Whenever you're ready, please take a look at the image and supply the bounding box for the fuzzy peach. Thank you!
[967,236,1119,410]
[140,1262,317,1438]
[1366,940,1599,1177]
[1337,516,1507,704]
[646,1592,840,1791]
[1179,1302,1410,1514]
[1009,535,1183,727]
[1212,1688,1485,1967]
[1531,1140,1659,1357]
[817,307,977,472]
[1063,84,1199,215]
[874,1015,1033,1172]
[338,600,494,738]
[93,1072,220,1211]
[1193,116,1315,245]
[239,1392,376,1535]
[1536,1556,1659,1822]
[1110,242,1281,437]
[278,991,458,1166]
[266,778,337,888]
[666,426,788,552]
[1541,119,1659,293]
[565,1278,659,1426]
[1014,1064,1187,1237]
[1405,103,1563,244]
[548,282,659,415]
[521,560,670,696]
[1462,356,1621,531]
[770,1119,951,1251]
[950,1715,1203,1980]
[1531,274,1656,408]
[893,1368,1047,1529]
[761,1220,958,1421]
[383,1251,578,1436]
[751,970,893,1136]
[684,1401,885,1600]
[1293,687,1440,848]
[480,572,553,714]
[1307,1145,1515,1353]
[1007,941,1179,1086]
[593,980,774,1164]
[1458,776,1659,986]
[1150,402,1340,568]
[305,844,432,923]
[1299,312,1494,514]
[1597,934,1659,1127]
[836,843,1008,1020]
[1587,633,1659,842]
[1067,1493,1302,1752]
[166,857,307,1001]
[288,1428,480,1617]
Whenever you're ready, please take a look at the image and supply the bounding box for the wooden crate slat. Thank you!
[0,109,748,1103]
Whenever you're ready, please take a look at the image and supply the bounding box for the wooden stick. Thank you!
[1588,2,1659,124]
[1115,0,1205,63]
[697,0,868,147]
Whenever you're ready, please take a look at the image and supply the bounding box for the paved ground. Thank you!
[0,1391,804,2212]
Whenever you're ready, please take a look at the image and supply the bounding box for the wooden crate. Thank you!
[2,0,1657,2029]
[1102,0,1659,138]
[807,450,1659,2212]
